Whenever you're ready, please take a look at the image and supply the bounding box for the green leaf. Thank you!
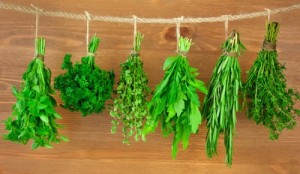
[40,115,49,123]
[166,105,176,122]
[53,113,62,119]
[32,85,40,93]
[163,57,176,71]
[60,135,69,142]
[32,143,39,149]
[45,144,53,148]
[189,80,208,94]
[182,125,190,150]
[190,102,201,133]
[39,96,48,103]
[12,86,18,96]
[174,99,185,116]
[37,104,48,110]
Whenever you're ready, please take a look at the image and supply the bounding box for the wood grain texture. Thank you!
[0,0,300,174]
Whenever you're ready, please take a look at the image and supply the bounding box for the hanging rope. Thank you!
[0,2,299,24]
[176,16,184,52]
[31,4,39,40]
[132,15,137,49]
[224,15,229,39]
[30,4,41,58]
[265,8,271,23]
[85,11,91,54]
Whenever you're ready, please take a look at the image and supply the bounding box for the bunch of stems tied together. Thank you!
[110,32,151,144]
[202,30,245,166]
[143,36,208,158]
[54,35,115,116]
[4,38,68,149]
[244,21,300,140]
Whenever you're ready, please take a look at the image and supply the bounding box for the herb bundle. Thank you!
[143,37,208,158]
[110,32,151,144]
[202,31,245,166]
[54,36,115,116]
[244,22,300,140]
[3,38,68,149]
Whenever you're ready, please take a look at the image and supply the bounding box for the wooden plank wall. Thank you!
[0,0,300,173]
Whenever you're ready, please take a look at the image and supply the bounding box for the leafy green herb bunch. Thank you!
[3,38,68,149]
[202,30,246,166]
[143,37,208,158]
[244,22,300,140]
[54,36,115,116]
[110,32,151,144]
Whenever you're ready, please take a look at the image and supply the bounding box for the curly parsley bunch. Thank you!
[3,38,68,149]
[54,36,115,116]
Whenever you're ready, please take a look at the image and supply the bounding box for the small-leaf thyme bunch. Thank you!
[54,36,115,116]
[244,22,300,140]
[202,30,246,166]
[3,38,68,149]
[110,32,151,144]
[143,37,208,158]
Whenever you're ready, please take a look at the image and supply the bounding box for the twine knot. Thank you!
[223,51,238,57]
[177,50,188,57]
[35,54,44,60]
[87,52,96,57]
[262,40,276,51]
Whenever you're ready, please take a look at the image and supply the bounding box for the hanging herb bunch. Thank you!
[3,38,68,149]
[110,32,151,144]
[143,37,208,158]
[244,22,300,140]
[54,36,115,116]
[202,30,246,166]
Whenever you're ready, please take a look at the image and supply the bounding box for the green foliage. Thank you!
[143,37,208,158]
[54,36,115,116]
[202,31,246,166]
[3,38,68,149]
[244,22,300,140]
[110,32,151,144]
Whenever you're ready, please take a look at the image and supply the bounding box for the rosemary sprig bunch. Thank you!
[244,22,300,140]
[202,30,246,166]
[143,37,208,158]
[3,38,68,149]
[54,36,115,116]
[110,32,151,144]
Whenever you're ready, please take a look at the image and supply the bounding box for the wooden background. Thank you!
[0,0,300,173]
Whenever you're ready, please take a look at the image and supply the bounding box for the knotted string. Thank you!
[176,16,184,52]
[85,11,91,54]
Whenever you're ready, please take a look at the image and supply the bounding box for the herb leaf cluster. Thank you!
[202,31,246,166]
[54,36,115,116]
[3,38,68,149]
[244,22,300,140]
[143,37,208,158]
[110,32,151,144]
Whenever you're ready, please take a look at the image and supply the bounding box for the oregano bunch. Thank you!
[110,32,151,144]
[3,38,68,149]
[244,22,300,140]
[54,36,115,116]
[143,37,208,158]
[202,30,246,166]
